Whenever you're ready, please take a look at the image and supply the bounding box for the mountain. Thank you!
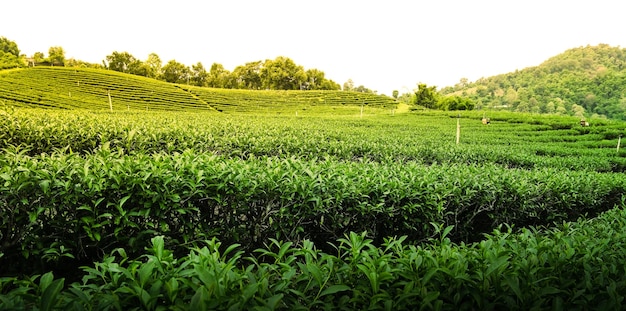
[440,44,626,120]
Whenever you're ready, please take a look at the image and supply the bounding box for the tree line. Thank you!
[1,36,381,93]
[103,51,343,91]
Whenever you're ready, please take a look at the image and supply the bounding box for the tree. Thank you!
[303,69,324,90]
[439,95,474,110]
[572,104,586,118]
[105,51,143,74]
[260,56,306,90]
[343,79,355,91]
[232,61,262,89]
[144,53,162,79]
[414,83,439,109]
[392,90,399,99]
[0,37,19,56]
[320,79,341,90]
[161,60,190,84]
[545,101,556,114]
[33,52,45,63]
[0,37,23,69]
[48,46,66,66]
[207,63,232,88]
[503,87,519,107]
[190,62,209,86]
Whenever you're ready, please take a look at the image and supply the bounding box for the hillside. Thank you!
[441,44,626,120]
[0,67,396,113]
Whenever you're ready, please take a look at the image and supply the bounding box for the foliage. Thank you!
[47,47,66,66]
[105,51,146,75]
[3,204,626,310]
[261,56,307,90]
[2,109,626,279]
[442,44,626,119]
[414,83,439,108]
[161,60,191,84]
[0,36,20,56]
[0,36,24,69]
[439,95,474,110]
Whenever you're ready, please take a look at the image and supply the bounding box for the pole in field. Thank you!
[108,90,113,112]
[618,135,622,153]
[456,114,460,145]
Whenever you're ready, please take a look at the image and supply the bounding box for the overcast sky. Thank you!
[2,0,625,95]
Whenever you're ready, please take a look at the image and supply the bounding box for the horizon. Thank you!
[2,0,625,95]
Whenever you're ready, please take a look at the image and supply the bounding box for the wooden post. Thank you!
[360,104,364,118]
[456,115,460,145]
[618,135,622,153]
[108,90,113,112]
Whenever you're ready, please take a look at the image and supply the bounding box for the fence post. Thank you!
[456,114,460,145]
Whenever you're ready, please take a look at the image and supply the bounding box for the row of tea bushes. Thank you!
[2,148,624,276]
[3,108,626,172]
[3,204,626,310]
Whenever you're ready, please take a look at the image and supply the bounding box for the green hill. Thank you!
[0,67,396,113]
[441,44,626,119]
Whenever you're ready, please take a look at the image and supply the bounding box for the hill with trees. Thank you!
[440,44,626,119]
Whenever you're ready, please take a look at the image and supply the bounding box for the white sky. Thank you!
[1,0,625,95]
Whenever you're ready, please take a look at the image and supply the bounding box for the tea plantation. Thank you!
[1,67,626,310]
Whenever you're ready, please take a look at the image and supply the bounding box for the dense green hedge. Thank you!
[2,148,624,277]
[3,205,626,310]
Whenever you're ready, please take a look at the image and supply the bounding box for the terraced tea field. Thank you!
[2,67,626,309]
[0,67,396,114]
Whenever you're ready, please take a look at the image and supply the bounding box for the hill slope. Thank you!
[0,67,396,113]
[441,44,626,119]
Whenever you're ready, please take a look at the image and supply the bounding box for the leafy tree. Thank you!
[321,79,341,90]
[439,95,474,110]
[105,51,143,74]
[47,46,66,66]
[161,60,190,84]
[414,83,439,109]
[232,61,262,89]
[343,79,355,91]
[260,56,306,90]
[0,37,19,56]
[0,52,22,69]
[190,62,209,86]
[144,53,162,79]
[33,52,45,63]
[207,63,232,88]
[0,37,23,69]
[392,90,399,99]
[303,69,324,90]
[572,104,586,118]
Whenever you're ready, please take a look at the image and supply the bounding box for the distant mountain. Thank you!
[440,44,626,120]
